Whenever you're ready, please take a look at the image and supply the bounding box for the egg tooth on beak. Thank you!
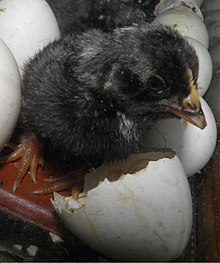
[163,69,207,129]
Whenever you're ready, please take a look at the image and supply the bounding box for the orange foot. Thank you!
[32,173,84,198]
[0,133,84,197]
[0,133,44,192]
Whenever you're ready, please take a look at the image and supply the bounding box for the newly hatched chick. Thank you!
[2,22,206,193]
[45,0,156,35]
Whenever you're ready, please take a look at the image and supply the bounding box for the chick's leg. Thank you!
[0,133,84,196]
[0,133,43,192]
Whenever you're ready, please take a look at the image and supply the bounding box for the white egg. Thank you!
[185,37,213,96]
[0,0,60,75]
[144,97,217,177]
[154,9,209,48]
[52,151,192,262]
[154,0,204,21]
[0,38,21,150]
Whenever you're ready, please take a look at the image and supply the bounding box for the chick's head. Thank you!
[113,24,206,129]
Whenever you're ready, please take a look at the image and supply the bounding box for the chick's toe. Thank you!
[0,133,43,192]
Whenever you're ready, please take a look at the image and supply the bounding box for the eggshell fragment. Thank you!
[0,0,60,75]
[154,9,209,48]
[0,38,21,150]
[185,37,213,96]
[52,151,192,262]
[144,97,217,177]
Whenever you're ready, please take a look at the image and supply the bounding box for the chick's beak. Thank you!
[164,83,207,129]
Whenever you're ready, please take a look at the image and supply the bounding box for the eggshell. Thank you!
[185,37,213,96]
[0,0,60,75]
[144,97,217,177]
[52,151,192,262]
[154,0,204,21]
[0,38,21,150]
[154,9,209,48]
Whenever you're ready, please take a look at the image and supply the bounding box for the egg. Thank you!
[52,150,192,262]
[0,38,21,150]
[0,0,60,75]
[143,97,217,177]
[185,37,213,96]
[154,0,204,21]
[154,9,209,48]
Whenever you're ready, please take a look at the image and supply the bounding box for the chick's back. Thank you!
[20,30,143,171]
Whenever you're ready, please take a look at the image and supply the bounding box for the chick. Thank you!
[1,22,203,193]
[45,0,155,35]
[1,0,207,192]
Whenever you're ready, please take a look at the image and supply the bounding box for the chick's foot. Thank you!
[0,133,43,192]
[32,173,84,198]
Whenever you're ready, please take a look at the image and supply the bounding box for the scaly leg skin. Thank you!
[0,133,43,192]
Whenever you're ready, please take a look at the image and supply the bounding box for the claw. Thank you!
[0,133,84,196]
[0,134,43,192]
[32,180,72,195]
[32,173,84,198]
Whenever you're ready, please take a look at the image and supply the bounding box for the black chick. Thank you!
[45,0,157,35]
[19,23,206,176]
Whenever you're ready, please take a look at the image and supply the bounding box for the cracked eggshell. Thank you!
[0,38,21,150]
[0,0,60,75]
[154,8,209,48]
[185,37,213,96]
[52,151,192,262]
[144,97,217,177]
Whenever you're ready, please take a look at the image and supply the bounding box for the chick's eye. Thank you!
[147,76,166,97]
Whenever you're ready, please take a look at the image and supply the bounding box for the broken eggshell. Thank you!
[0,38,21,151]
[144,97,217,177]
[0,0,60,75]
[52,151,192,262]
[154,8,209,48]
